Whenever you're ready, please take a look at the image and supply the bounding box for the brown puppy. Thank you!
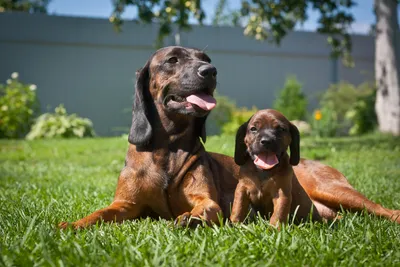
[232,109,400,225]
[59,46,239,229]
[231,109,299,226]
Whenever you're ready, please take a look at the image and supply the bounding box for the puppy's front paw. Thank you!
[229,215,242,224]
[269,217,283,230]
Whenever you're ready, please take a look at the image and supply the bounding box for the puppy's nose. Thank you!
[260,137,273,146]
[198,65,217,79]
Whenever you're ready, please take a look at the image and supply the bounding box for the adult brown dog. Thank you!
[59,46,239,229]
[232,109,400,224]
[59,47,399,229]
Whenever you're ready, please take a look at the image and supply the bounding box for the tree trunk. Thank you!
[375,0,400,135]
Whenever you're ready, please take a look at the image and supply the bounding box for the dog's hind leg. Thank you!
[309,184,400,223]
[296,161,400,223]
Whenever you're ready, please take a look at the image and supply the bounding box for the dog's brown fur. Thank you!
[59,46,239,229]
[59,47,400,229]
[232,109,400,225]
[231,109,299,226]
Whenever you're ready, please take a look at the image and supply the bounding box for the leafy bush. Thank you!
[221,106,258,135]
[206,91,237,135]
[290,120,312,136]
[310,107,339,137]
[345,87,377,136]
[26,104,95,140]
[318,81,377,136]
[0,72,39,138]
[273,75,308,120]
[206,91,258,136]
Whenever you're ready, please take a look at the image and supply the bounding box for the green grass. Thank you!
[1,134,400,266]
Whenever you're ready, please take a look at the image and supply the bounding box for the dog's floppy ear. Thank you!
[128,61,153,146]
[289,122,300,166]
[234,117,252,165]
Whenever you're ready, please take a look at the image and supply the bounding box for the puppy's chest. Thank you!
[248,178,278,204]
[260,178,278,193]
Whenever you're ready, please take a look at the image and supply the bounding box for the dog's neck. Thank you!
[154,110,201,146]
[126,112,204,180]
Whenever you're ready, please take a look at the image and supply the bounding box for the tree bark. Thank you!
[375,0,400,135]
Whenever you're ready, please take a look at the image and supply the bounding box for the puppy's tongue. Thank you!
[186,93,216,111]
[254,153,279,170]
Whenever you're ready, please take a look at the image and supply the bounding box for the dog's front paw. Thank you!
[174,212,191,227]
[174,212,203,228]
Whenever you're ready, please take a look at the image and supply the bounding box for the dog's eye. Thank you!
[167,57,178,64]
[250,127,257,132]
[277,127,286,132]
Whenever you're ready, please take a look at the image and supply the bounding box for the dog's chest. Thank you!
[149,151,185,182]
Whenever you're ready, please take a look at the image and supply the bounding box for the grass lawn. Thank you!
[1,134,400,266]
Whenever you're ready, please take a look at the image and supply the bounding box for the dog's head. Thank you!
[234,109,300,170]
[128,46,217,146]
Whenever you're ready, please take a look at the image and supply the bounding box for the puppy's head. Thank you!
[234,109,300,170]
[129,46,218,146]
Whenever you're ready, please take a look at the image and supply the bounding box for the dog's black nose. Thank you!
[198,65,217,79]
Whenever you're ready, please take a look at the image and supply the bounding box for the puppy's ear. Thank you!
[128,61,153,146]
[289,122,300,166]
[234,117,251,165]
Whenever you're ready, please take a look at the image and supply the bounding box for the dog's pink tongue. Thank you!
[254,153,279,170]
[186,93,217,111]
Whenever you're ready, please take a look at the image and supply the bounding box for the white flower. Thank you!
[6,79,11,84]
[244,26,251,35]
[29,84,37,91]
[1,105,8,111]
[11,72,19,79]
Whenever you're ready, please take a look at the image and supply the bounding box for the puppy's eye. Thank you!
[167,57,178,64]
[278,127,286,132]
[250,127,257,132]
